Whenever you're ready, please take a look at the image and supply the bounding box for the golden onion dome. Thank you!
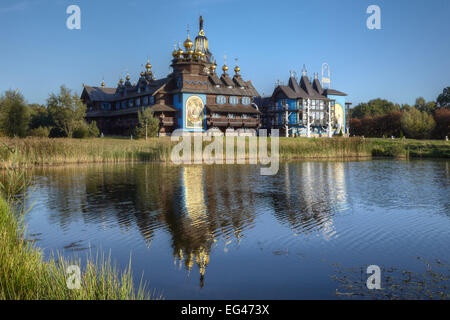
[145,61,152,71]
[234,65,240,73]
[192,51,198,59]
[210,63,217,72]
[183,35,193,50]
[177,47,184,56]
[222,64,229,72]
[126,74,130,81]
[101,80,105,87]
[140,71,145,77]
[172,49,178,57]
[119,78,124,85]
[187,49,194,56]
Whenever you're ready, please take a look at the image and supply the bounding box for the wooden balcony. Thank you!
[208,117,229,127]
[243,118,260,128]
[229,119,243,127]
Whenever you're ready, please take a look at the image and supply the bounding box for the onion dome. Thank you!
[192,51,198,59]
[172,48,178,58]
[140,71,145,77]
[210,60,217,72]
[126,74,131,81]
[145,60,152,71]
[222,64,229,73]
[177,47,184,57]
[101,80,105,87]
[119,78,124,85]
[234,65,240,74]
[187,49,194,56]
[184,35,193,50]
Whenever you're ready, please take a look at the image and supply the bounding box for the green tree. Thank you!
[351,99,399,119]
[47,86,86,138]
[135,108,160,139]
[415,97,436,114]
[29,104,53,129]
[0,90,30,137]
[436,87,450,108]
[401,107,436,139]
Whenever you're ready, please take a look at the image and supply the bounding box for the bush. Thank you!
[87,121,100,138]
[72,124,89,139]
[401,107,436,139]
[433,108,450,139]
[29,126,50,138]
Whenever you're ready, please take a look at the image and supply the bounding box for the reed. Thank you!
[0,151,159,300]
[0,136,448,168]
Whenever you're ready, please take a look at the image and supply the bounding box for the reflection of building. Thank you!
[81,16,261,136]
[257,67,351,137]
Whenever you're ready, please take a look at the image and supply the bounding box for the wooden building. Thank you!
[81,16,261,136]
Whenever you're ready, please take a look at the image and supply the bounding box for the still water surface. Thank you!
[25,160,450,299]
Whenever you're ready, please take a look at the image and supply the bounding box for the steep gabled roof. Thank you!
[299,76,326,99]
[323,88,347,96]
[220,74,235,87]
[312,78,323,95]
[82,86,117,102]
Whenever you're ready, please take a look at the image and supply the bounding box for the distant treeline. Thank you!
[350,87,449,139]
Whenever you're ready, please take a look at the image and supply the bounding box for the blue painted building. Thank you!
[258,69,351,137]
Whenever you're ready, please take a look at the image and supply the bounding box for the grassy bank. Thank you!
[0,195,153,299]
[0,157,155,300]
[0,136,448,167]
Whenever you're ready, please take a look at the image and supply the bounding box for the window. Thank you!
[229,96,239,105]
[128,100,134,108]
[227,113,236,119]
[136,99,141,107]
[116,102,120,110]
[143,96,148,105]
[216,95,226,104]
[242,114,249,119]
[242,97,251,105]
[121,101,126,109]
[149,96,155,105]
[212,113,221,118]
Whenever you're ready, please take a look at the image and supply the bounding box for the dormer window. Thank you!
[229,96,239,105]
[242,97,251,106]
[216,95,226,105]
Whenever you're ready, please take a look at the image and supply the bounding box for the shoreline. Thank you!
[0,137,448,168]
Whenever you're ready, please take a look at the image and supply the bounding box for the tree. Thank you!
[29,104,53,129]
[415,97,436,114]
[47,86,86,138]
[436,87,450,108]
[135,108,160,139]
[433,108,450,139]
[401,107,436,139]
[0,90,30,137]
[351,99,399,119]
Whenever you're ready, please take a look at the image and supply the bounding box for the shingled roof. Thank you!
[323,88,347,96]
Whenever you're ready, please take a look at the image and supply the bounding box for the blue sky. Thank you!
[0,0,449,106]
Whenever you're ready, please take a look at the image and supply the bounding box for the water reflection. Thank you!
[27,160,450,294]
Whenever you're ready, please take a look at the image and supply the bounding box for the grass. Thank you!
[0,153,158,300]
[0,136,448,168]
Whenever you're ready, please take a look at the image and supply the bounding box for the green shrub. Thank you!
[72,124,89,139]
[29,126,50,138]
[87,121,100,138]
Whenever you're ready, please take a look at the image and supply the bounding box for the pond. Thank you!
[25,160,450,299]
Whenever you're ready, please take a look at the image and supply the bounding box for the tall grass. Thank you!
[0,148,159,300]
[0,136,448,168]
